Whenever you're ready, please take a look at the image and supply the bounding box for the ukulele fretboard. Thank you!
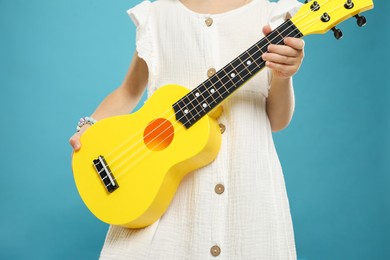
[173,19,303,128]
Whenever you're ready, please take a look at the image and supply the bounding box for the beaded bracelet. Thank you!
[76,116,97,132]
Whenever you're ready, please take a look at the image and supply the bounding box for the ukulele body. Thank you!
[72,84,222,228]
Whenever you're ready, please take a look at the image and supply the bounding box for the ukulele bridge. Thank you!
[93,155,119,193]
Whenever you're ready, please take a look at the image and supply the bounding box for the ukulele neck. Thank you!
[173,19,303,129]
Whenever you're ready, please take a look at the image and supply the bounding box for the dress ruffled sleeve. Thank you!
[127,1,153,70]
[267,0,302,30]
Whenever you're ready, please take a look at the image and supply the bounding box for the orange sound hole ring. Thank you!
[143,118,174,151]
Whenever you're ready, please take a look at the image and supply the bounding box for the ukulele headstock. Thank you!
[291,0,374,39]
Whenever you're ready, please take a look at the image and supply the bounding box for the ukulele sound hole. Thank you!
[143,118,174,151]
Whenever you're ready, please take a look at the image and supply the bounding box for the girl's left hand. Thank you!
[261,25,305,79]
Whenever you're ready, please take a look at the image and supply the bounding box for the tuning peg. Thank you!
[321,12,330,23]
[331,27,343,40]
[310,1,320,11]
[344,0,354,9]
[354,14,367,27]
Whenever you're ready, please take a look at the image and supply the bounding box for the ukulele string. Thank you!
[107,3,333,182]
[103,1,322,163]
[105,2,331,179]
[103,2,318,162]
[103,1,321,165]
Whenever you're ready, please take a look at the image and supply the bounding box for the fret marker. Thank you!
[230,73,236,78]
[210,89,215,94]
[195,92,200,97]
[246,60,252,65]
[202,103,208,108]
[184,109,189,114]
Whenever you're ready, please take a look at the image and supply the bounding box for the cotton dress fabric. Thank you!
[100,0,301,259]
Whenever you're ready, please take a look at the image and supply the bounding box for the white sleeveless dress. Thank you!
[100,0,301,259]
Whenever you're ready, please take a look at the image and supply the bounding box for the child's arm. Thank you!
[261,25,305,132]
[69,52,149,150]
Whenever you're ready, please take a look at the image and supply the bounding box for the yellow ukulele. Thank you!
[72,0,374,228]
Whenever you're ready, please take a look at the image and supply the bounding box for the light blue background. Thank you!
[0,0,388,259]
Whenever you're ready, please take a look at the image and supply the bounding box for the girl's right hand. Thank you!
[69,124,91,151]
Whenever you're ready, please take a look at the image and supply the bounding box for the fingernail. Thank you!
[74,143,80,151]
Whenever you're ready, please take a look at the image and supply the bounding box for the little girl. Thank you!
[70,0,305,259]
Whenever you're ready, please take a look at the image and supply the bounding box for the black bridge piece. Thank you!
[93,155,119,193]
